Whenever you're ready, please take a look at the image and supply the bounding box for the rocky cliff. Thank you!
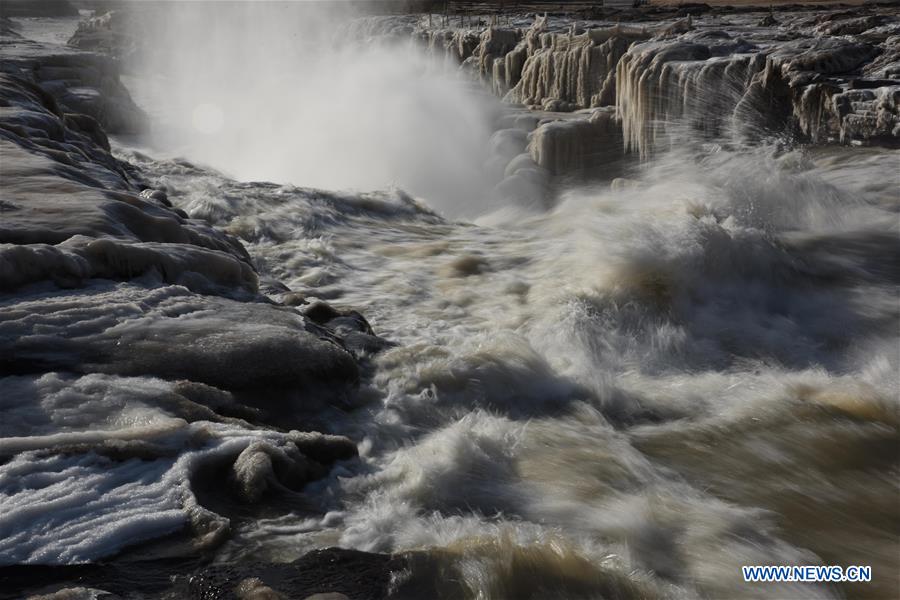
[409,6,900,160]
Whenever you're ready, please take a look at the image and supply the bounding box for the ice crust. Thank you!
[0,26,362,565]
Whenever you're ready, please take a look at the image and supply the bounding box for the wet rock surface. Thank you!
[2,5,899,600]
[0,19,377,572]
[68,10,137,61]
[402,4,900,161]
[0,1,78,19]
[3,548,406,600]
[1,26,146,134]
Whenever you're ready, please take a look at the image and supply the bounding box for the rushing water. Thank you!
[113,135,900,599]
[3,7,899,600]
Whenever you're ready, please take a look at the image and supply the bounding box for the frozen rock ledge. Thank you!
[0,24,382,568]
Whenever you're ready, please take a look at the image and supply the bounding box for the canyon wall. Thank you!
[409,8,900,162]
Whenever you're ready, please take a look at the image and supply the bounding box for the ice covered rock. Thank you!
[485,127,530,179]
[0,373,258,453]
[758,13,778,28]
[493,161,549,209]
[768,37,897,144]
[0,237,258,293]
[0,70,254,292]
[815,14,886,38]
[615,28,899,155]
[476,27,520,84]
[230,432,356,503]
[773,37,879,80]
[406,8,900,157]
[230,441,310,503]
[0,32,372,564]
[0,141,253,279]
[303,301,395,358]
[0,416,357,564]
[828,85,900,144]
[615,34,765,156]
[0,1,78,18]
[529,108,623,176]
[235,578,286,600]
[0,364,359,564]
[505,23,649,111]
[0,29,145,133]
[68,11,138,61]
[0,283,359,391]
[0,72,132,190]
[26,588,120,600]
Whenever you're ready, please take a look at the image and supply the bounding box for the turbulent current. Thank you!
[118,140,900,600]
[1,3,899,600]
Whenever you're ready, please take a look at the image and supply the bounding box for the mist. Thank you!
[4,1,899,596]
[128,1,501,216]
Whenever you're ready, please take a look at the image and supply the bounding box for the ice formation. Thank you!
[1,3,899,598]
[0,23,370,571]
[528,107,622,175]
[410,9,899,161]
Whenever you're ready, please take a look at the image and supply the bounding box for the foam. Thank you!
[2,8,898,596]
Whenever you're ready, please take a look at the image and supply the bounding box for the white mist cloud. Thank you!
[130,2,501,216]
